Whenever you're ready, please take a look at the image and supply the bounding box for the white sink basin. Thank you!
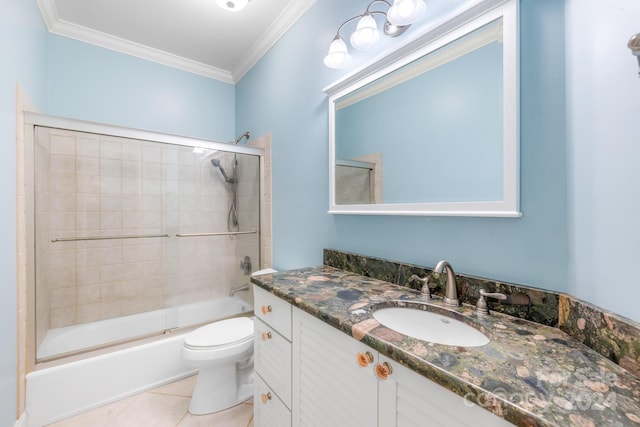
[372,307,490,347]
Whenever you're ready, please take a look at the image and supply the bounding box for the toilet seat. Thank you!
[184,317,253,350]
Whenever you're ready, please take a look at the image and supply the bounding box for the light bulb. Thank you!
[215,0,250,12]
[324,36,352,69]
[350,14,381,51]
[387,0,426,26]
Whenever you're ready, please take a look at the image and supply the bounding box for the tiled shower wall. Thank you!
[34,126,260,350]
[335,165,373,204]
[335,152,382,205]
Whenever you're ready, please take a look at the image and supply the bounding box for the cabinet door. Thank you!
[378,354,514,426]
[292,307,378,427]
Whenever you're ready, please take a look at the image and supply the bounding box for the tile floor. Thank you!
[47,375,254,427]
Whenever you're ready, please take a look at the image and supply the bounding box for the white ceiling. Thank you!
[37,0,316,83]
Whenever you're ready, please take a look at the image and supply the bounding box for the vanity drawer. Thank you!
[254,374,291,427]
[254,318,291,407]
[253,285,292,340]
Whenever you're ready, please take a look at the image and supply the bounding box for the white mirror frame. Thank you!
[325,0,520,217]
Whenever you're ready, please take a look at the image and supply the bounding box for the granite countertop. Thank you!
[251,266,640,427]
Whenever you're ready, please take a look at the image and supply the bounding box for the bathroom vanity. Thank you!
[252,266,640,426]
[253,284,511,426]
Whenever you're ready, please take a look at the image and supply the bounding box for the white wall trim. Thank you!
[36,0,316,84]
[248,134,273,270]
[15,85,39,424]
[38,12,234,83]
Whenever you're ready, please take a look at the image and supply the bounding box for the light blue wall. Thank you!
[566,0,640,322]
[236,0,570,298]
[47,35,236,141]
[1,1,48,424]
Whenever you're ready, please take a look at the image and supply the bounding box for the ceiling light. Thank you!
[215,0,250,12]
[324,0,426,69]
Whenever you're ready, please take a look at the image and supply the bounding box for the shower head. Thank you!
[211,159,234,183]
[232,132,251,145]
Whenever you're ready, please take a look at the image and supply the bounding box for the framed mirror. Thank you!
[325,0,520,217]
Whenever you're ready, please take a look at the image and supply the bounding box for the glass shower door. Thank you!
[32,122,261,362]
[166,146,260,329]
[33,127,175,361]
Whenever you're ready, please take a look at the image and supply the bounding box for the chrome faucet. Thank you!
[433,260,459,307]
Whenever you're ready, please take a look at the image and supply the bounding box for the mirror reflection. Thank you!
[335,20,503,205]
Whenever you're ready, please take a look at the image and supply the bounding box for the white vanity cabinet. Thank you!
[253,286,292,427]
[254,285,514,426]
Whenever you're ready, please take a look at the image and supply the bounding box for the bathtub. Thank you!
[37,296,252,360]
[26,296,252,427]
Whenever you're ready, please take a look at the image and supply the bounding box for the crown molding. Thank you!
[232,0,317,82]
[36,0,233,83]
[36,0,59,28]
[53,19,235,83]
[36,0,317,84]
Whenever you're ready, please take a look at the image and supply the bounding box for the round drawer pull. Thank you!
[261,392,272,404]
[375,362,393,380]
[356,351,374,368]
[261,331,272,341]
[261,305,272,315]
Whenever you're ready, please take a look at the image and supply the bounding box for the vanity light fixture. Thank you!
[629,33,640,77]
[324,0,427,69]
[215,0,250,12]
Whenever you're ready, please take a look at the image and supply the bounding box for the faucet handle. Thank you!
[475,289,507,316]
[409,275,434,300]
[479,289,507,300]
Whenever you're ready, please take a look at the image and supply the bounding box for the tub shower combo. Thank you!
[24,114,263,426]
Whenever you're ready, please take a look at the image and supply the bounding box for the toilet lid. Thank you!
[185,317,253,348]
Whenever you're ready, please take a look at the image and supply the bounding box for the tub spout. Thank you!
[230,284,250,296]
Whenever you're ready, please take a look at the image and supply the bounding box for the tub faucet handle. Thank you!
[240,255,252,275]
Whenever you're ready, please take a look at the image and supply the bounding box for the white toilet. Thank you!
[181,316,254,415]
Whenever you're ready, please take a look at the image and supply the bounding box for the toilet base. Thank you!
[188,362,254,415]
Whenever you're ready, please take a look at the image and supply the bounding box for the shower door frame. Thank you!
[23,112,265,368]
